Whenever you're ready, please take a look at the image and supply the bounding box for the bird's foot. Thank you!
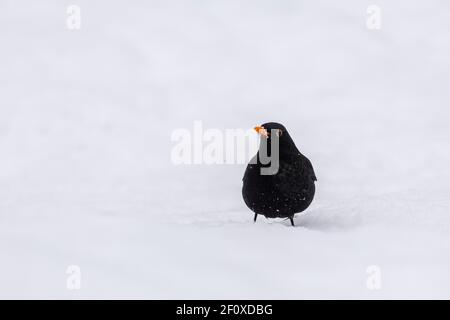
[282,216,296,226]
[253,213,258,223]
[289,216,295,227]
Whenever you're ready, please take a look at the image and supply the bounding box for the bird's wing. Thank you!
[273,155,316,196]
[304,156,317,181]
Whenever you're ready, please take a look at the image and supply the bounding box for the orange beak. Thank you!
[254,126,268,137]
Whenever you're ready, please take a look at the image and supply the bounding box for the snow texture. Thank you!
[1,0,450,299]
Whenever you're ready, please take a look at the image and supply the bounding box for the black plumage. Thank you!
[242,122,316,226]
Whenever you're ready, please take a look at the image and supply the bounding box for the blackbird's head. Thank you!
[254,122,299,155]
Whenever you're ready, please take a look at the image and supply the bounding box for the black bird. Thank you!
[242,122,316,226]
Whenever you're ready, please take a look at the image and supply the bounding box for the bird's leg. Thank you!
[289,216,295,227]
[254,213,258,223]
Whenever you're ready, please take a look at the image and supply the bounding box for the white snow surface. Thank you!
[1,0,450,299]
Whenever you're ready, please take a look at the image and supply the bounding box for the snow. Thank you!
[1,0,450,299]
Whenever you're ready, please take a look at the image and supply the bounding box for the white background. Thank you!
[0,0,449,298]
